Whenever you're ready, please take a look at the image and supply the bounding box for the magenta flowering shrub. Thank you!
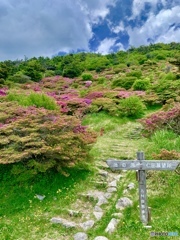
[85,91,104,99]
[140,103,180,135]
[0,88,7,96]
[85,81,92,87]
[118,90,145,99]
[0,104,97,176]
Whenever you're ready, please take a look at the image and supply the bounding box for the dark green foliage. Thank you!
[63,63,82,78]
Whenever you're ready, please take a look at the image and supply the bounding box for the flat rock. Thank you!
[93,211,103,220]
[107,187,117,193]
[104,193,112,199]
[98,170,109,178]
[108,180,117,188]
[94,237,109,240]
[86,190,105,200]
[116,197,133,210]
[127,182,135,190]
[105,218,120,234]
[50,217,77,228]
[97,196,108,206]
[79,220,95,231]
[94,206,103,212]
[74,232,88,240]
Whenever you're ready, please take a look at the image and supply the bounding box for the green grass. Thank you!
[7,91,58,110]
[0,112,179,240]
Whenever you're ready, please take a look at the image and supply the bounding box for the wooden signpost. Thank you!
[106,151,180,226]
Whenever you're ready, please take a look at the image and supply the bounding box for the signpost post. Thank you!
[106,151,180,226]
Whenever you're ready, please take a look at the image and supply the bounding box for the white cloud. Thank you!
[128,6,180,47]
[96,38,117,55]
[111,21,125,34]
[0,0,115,60]
[130,0,175,20]
[96,37,125,55]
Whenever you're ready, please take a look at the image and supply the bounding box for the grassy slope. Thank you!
[0,54,179,239]
[0,112,179,240]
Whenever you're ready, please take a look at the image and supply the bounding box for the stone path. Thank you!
[50,162,136,240]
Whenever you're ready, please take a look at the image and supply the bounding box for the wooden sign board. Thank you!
[106,160,179,171]
[106,152,180,225]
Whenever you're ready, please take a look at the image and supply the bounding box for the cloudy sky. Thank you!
[0,0,179,61]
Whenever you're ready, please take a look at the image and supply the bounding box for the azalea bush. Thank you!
[140,102,180,135]
[0,104,97,179]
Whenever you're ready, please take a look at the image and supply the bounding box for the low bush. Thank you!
[7,92,58,110]
[89,97,118,115]
[139,102,180,135]
[111,77,137,90]
[0,106,97,179]
[118,96,146,118]
[126,70,142,78]
[8,73,31,84]
[82,73,93,81]
[132,78,151,91]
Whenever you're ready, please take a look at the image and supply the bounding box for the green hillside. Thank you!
[0,43,179,240]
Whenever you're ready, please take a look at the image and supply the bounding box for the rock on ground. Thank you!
[94,237,109,240]
[105,218,120,234]
[116,197,133,210]
[79,220,95,231]
[50,217,77,228]
[74,232,88,240]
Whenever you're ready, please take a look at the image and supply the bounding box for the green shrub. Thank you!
[81,73,93,81]
[44,70,55,77]
[90,97,118,115]
[152,79,180,102]
[8,73,31,83]
[126,70,142,78]
[132,78,150,91]
[97,77,107,84]
[112,77,137,90]
[163,72,176,80]
[7,92,58,110]
[118,96,146,118]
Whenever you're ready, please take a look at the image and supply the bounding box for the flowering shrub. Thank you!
[0,88,7,96]
[0,106,97,176]
[85,91,104,99]
[152,149,180,160]
[140,103,180,135]
[118,90,145,99]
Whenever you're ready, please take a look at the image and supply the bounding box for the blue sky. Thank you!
[0,0,179,61]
